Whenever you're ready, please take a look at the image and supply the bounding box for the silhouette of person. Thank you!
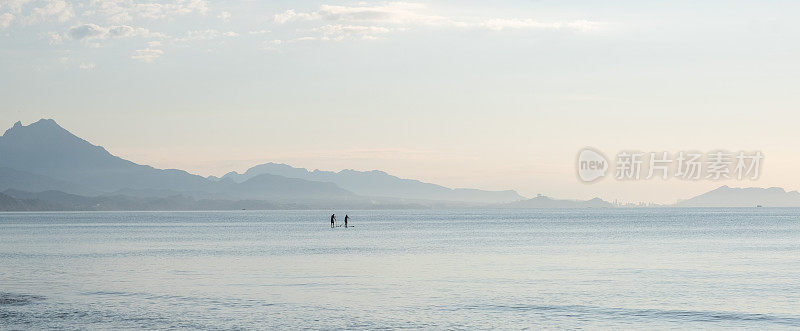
[331,214,336,228]
[344,214,349,228]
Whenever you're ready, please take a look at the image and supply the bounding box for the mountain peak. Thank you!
[30,118,60,128]
[4,121,22,136]
[3,119,68,138]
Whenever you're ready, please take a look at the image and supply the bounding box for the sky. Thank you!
[1,0,799,204]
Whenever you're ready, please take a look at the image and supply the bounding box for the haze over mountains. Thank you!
[0,119,796,211]
[220,163,524,203]
[675,186,800,207]
[0,119,208,193]
[505,196,614,208]
[0,119,535,210]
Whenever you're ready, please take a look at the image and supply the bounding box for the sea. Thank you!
[1,209,798,330]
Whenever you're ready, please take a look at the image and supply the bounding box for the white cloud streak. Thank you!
[0,1,601,63]
[67,23,155,41]
[173,29,238,42]
[482,19,598,32]
[274,3,459,27]
[131,48,163,62]
[316,24,391,41]
[271,2,598,44]
[218,11,230,22]
[273,9,320,24]
[83,0,209,24]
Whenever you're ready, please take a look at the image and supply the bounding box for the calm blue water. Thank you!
[1,209,799,329]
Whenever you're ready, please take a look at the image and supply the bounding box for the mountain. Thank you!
[2,189,219,211]
[675,185,800,207]
[0,119,525,207]
[0,167,95,195]
[505,195,613,208]
[0,119,209,192]
[4,189,92,207]
[221,162,525,203]
[214,174,354,201]
[0,191,60,211]
[0,119,357,202]
[0,189,434,211]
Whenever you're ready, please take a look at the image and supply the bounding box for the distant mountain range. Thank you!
[0,166,97,196]
[504,195,613,208]
[0,189,424,211]
[220,162,524,203]
[0,119,527,210]
[1,119,797,211]
[504,187,800,209]
[676,185,800,207]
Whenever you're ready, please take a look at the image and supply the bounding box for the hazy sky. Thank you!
[1,0,799,203]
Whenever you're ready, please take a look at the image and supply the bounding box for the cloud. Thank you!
[274,3,456,26]
[131,48,163,62]
[174,29,239,42]
[174,29,215,41]
[2,0,601,62]
[2,0,32,13]
[0,0,212,29]
[67,23,105,40]
[137,0,209,19]
[273,9,319,24]
[0,13,13,29]
[67,23,155,41]
[262,35,325,51]
[318,3,455,26]
[83,0,209,23]
[108,25,136,37]
[316,24,391,41]
[262,39,283,51]
[218,11,230,21]
[25,0,73,24]
[482,19,597,32]
[270,3,459,43]
[271,2,597,45]
[45,31,62,44]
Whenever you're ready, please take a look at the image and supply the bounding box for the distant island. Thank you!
[0,119,797,211]
[504,195,613,208]
[675,185,800,207]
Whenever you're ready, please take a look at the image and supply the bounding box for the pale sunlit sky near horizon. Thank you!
[1,0,799,204]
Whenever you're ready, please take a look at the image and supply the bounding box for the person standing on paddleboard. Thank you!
[344,215,349,228]
[330,214,336,228]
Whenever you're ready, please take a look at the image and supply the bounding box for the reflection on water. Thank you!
[1,209,799,329]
